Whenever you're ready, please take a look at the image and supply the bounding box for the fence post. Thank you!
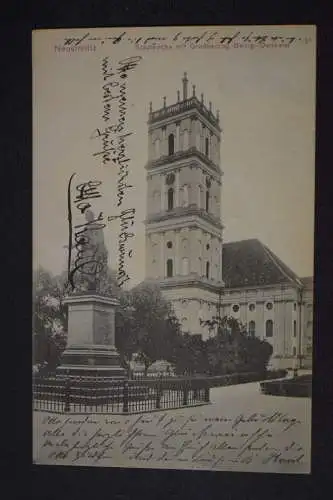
[204,383,210,403]
[123,380,129,414]
[183,380,188,406]
[155,381,161,409]
[64,377,71,413]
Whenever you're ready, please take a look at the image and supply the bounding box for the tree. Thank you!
[33,267,68,370]
[33,266,120,371]
[201,315,273,375]
[115,281,184,375]
[174,333,209,375]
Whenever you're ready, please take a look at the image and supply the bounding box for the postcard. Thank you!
[32,25,315,473]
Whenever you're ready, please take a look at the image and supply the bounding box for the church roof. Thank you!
[222,239,304,289]
[299,276,313,289]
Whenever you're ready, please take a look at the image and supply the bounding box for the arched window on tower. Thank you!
[166,259,173,278]
[249,321,256,338]
[206,261,210,279]
[293,320,297,337]
[205,137,209,157]
[197,186,203,208]
[168,134,175,155]
[167,188,174,211]
[265,319,273,338]
[205,189,210,212]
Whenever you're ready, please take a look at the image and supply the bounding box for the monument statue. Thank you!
[71,209,109,295]
[59,206,124,377]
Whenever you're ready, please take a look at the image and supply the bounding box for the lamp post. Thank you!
[217,280,226,336]
[217,286,222,323]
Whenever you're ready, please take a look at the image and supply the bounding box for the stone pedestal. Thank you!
[57,294,125,378]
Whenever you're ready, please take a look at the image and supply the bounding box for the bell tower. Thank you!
[144,73,224,339]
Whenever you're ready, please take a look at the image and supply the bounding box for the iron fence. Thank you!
[33,369,287,415]
[33,375,210,414]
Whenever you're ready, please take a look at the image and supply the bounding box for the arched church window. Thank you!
[205,137,209,157]
[166,259,173,278]
[205,190,210,212]
[167,188,174,210]
[265,319,273,337]
[293,320,297,337]
[166,241,173,249]
[168,134,175,155]
[197,186,203,208]
[206,261,210,279]
[249,320,256,337]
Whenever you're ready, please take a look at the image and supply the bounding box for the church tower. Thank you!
[145,73,224,339]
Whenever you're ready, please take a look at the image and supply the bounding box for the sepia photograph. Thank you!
[32,25,315,473]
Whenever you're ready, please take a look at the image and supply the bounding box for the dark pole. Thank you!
[217,282,224,335]
[218,287,222,322]
[298,288,303,370]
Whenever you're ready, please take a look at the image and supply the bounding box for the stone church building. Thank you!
[144,73,313,370]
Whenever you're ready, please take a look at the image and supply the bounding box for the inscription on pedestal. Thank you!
[57,294,125,378]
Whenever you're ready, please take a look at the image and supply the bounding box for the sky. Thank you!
[33,26,316,286]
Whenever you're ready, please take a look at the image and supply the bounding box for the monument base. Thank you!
[56,293,126,379]
[56,344,126,379]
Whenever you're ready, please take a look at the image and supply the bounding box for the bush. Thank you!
[260,374,312,397]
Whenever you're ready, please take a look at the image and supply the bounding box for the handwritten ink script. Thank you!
[33,410,310,473]
[90,55,142,287]
[108,208,136,288]
[91,56,141,204]
[66,173,107,291]
[57,29,313,51]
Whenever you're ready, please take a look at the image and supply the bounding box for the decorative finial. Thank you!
[177,90,180,102]
[216,109,220,122]
[163,96,166,108]
[182,72,188,100]
[192,84,196,97]
[149,101,152,113]
[201,93,204,104]
[209,101,212,112]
